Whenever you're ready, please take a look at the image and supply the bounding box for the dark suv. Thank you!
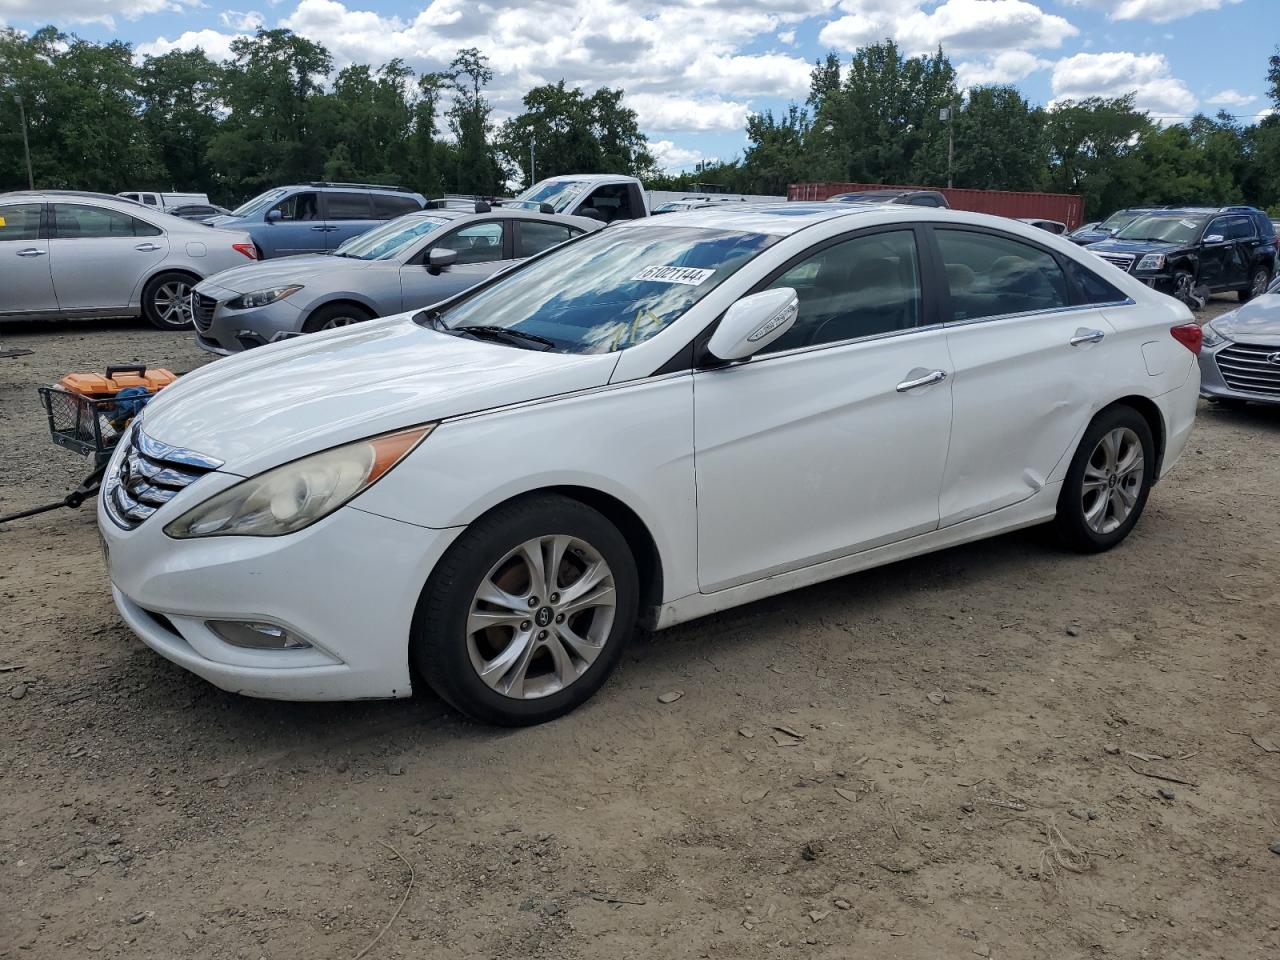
[1086,207,1277,307]
[827,189,950,208]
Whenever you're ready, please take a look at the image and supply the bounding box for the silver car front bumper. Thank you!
[1198,339,1280,404]
[191,280,306,356]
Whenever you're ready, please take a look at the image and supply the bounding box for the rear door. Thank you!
[931,226,1109,525]
[1199,216,1249,290]
[0,201,57,315]
[321,191,377,250]
[400,219,515,309]
[47,202,168,311]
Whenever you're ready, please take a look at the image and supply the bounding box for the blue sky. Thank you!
[1,0,1275,172]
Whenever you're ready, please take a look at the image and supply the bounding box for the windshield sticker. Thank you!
[0,216,5,227]
[1180,220,1197,229]
[632,265,715,286]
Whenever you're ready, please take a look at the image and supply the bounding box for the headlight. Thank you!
[227,285,304,309]
[164,425,433,539]
[1200,318,1232,348]
[1135,254,1165,271]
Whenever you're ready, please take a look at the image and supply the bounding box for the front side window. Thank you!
[430,224,776,354]
[439,221,505,264]
[516,221,576,258]
[509,180,585,213]
[52,204,160,239]
[1210,216,1254,241]
[936,229,1069,321]
[230,188,287,218]
[0,203,42,241]
[272,192,320,222]
[325,192,373,220]
[761,229,922,354]
[336,214,449,261]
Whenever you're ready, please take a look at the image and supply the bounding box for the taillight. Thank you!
[1171,322,1202,355]
[232,242,257,260]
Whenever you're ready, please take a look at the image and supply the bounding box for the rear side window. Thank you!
[52,204,161,239]
[1065,258,1128,305]
[325,192,374,220]
[142,195,158,206]
[440,221,505,264]
[0,203,42,241]
[517,221,576,258]
[762,229,922,353]
[935,229,1069,322]
[372,194,422,218]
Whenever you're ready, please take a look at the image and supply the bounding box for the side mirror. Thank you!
[1204,234,1225,244]
[427,248,457,274]
[706,288,800,362]
[266,209,282,223]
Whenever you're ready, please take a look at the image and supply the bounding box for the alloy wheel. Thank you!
[1081,426,1144,535]
[153,280,194,326]
[1252,269,1269,297]
[320,315,360,330]
[466,535,617,700]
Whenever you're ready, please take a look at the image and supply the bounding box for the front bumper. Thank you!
[193,280,307,356]
[100,487,461,701]
[1198,343,1280,405]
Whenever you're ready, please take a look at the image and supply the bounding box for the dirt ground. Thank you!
[1,300,1277,960]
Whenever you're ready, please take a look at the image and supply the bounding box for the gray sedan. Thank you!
[191,207,601,355]
[1200,272,1280,405]
[0,191,256,329]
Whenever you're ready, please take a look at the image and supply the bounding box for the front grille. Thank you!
[192,293,217,333]
[103,425,222,530]
[1097,253,1135,272]
[1216,342,1280,396]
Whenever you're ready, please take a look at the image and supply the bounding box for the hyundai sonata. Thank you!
[99,203,1201,725]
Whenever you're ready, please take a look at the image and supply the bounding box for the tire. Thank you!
[1053,405,1156,553]
[412,494,639,726]
[1170,270,1204,311]
[1238,265,1271,303]
[141,271,199,330]
[301,302,373,333]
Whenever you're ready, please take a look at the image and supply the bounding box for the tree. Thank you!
[410,71,453,197]
[1042,95,1150,218]
[914,85,1045,190]
[138,48,223,191]
[447,47,504,194]
[740,105,810,195]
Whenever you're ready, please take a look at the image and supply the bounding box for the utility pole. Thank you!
[14,93,34,190]
[529,137,535,187]
[941,98,957,189]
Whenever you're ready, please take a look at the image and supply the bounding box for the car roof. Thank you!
[621,201,925,236]
[2,190,138,203]
[533,173,637,184]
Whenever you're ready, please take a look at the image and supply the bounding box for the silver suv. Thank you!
[0,191,257,329]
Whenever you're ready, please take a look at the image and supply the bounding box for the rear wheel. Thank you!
[301,302,373,333]
[141,271,198,330]
[1238,265,1271,302]
[412,494,638,726]
[1053,405,1155,553]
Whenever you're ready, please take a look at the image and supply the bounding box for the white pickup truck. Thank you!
[503,174,783,222]
[117,191,210,213]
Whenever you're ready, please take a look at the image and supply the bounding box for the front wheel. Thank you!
[301,302,373,333]
[1053,406,1155,553]
[412,494,639,726]
[141,272,198,330]
[1239,265,1271,303]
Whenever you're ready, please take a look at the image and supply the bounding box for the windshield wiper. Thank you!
[449,325,556,350]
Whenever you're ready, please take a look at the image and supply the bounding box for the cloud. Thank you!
[626,93,750,132]
[0,0,183,27]
[135,28,247,62]
[1063,0,1241,25]
[647,139,704,171]
[821,0,1077,56]
[1051,51,1197,116]
[1204,89,1256,108]
[219,9,266,30]
[956,50,1050,88]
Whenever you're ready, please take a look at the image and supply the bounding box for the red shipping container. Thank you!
[788,181,1086,230]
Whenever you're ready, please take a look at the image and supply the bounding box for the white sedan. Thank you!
[99,203,1201,725]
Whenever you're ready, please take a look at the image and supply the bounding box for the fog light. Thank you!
[207,619,311,650]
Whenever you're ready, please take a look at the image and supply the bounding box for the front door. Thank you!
[693,227,953,592]
[47,203,168,311]
[931,226,1107,525]
[0,201,57,315]
[402,220,516,310]
[264,191,325,257]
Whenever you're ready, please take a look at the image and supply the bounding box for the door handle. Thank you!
[896,369,948,392]
[134,242,162,252]
[16,247,46,257]
[1070,328,1106,346]
[311,225,328,231]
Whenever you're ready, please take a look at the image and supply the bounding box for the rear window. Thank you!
[936,229,1069,321]
[372,194,422,218]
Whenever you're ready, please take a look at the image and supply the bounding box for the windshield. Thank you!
[430,225,777,354]
[334,214,450,260]
[230,188,288,218]
[1098,210,1143,232]
[1116,215,1205,244]
[508,179,586,213]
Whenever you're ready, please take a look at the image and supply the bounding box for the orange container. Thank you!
[57,365,177,398]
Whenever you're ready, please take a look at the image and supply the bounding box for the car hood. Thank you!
[139,315,619,476]
[1070,229,1111,244]
[197,255,372,294]
[1211,295,1280,345]
[1087,238,1181,255]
